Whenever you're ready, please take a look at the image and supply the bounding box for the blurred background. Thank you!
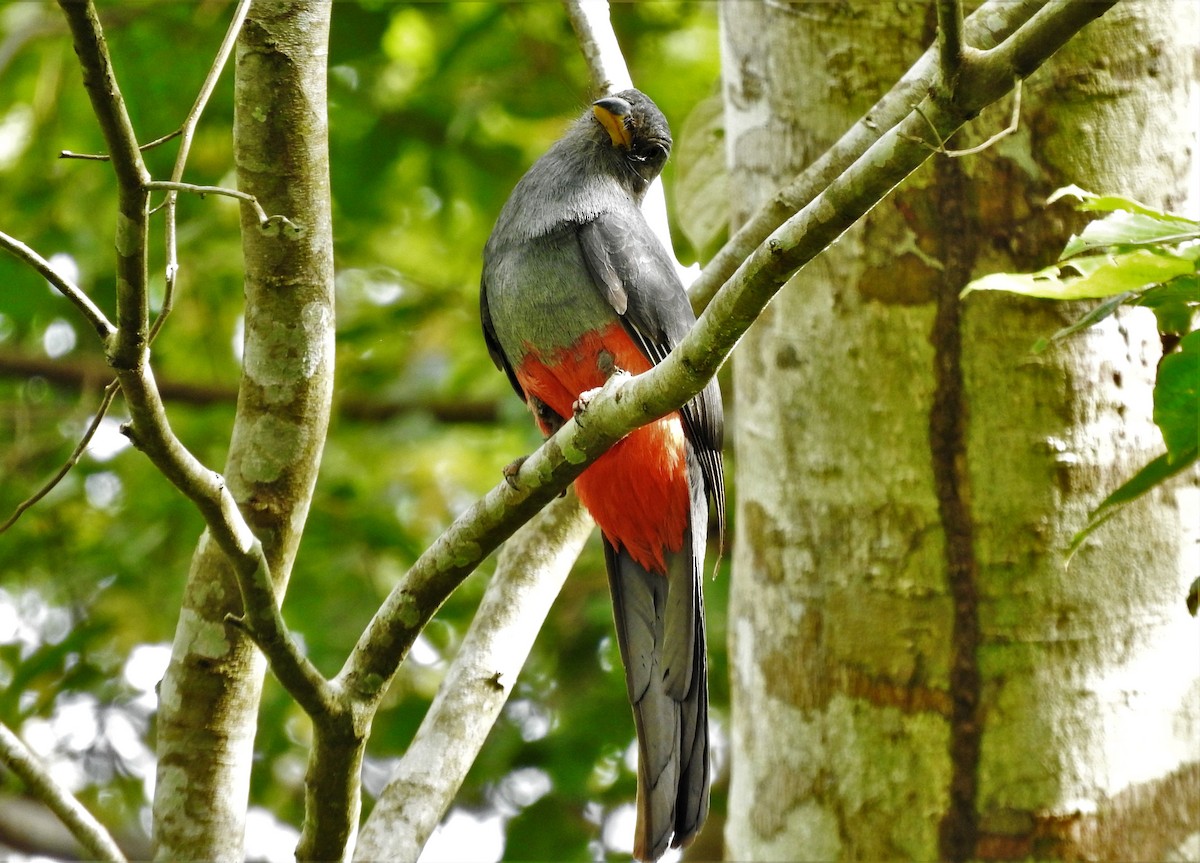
[0,2,729,860]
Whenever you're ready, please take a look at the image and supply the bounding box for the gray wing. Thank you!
[577,207,725,540]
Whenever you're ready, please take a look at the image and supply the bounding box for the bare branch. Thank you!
[57,0,150,371]
[562,0,632,97]
[0,229,115,340]
[59,127,182,161]
[0,722,127,863]
[354,494,594,862]
[153,0,251,344]
[56,4,325,713]
[0,380,120,534]
[144,180,301,234]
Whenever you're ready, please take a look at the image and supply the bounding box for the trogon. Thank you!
[480,89,725,861]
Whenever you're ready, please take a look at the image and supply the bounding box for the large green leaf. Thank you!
[1154,330,1200,460]
[1061,210,1200,258]
[672,92,729,263]
[1138,274,1200,337]
[963,249,1195,300]
[1047,184,1196,221]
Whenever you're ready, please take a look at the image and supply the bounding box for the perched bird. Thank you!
[480,89,724,861]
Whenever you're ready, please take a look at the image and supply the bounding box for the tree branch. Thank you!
[145,180,300,234]
[562,0,632,97]
[56,0,272,608]
[0,722,126,863]
[0,380,119,534]
[55,9,334,853]
[152,0,251,344]
[687,0,1045,311]
[353,493,594,862]
[0,229,115,340]
[57,0,150,372]
[937,0,966,85]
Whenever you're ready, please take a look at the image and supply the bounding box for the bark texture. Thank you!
[151,2,335,859]
[722,2,1199,860]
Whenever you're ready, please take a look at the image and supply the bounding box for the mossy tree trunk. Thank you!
[721,2,1199,860]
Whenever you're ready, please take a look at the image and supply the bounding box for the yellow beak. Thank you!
[593,98,633,149]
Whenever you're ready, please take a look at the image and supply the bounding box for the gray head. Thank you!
[587,88,673,196]
[487,88,673,243]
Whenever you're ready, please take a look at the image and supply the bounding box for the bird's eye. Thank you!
[632,141,668,164]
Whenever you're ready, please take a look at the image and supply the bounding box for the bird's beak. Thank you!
[593,96,633,149]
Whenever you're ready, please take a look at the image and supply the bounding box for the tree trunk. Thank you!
[151,2,335,859]
[722,2,1199,860]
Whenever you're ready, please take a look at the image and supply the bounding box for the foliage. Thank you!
[963,186,1199,609]
[0,2,724,858]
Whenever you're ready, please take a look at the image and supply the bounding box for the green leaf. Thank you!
[1061,210,1200,258]
[1154,330,1200,459]
[963,249,1195,301]
[1136,274,1200,337]
[1067,447,1199,559]
[1047,185,1196,221]
[1038,291,1135,350]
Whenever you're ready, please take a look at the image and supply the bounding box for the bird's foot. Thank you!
[501,456,526,489]
[572,386,602,422]
[573,368,632,425]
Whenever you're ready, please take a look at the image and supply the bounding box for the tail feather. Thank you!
[604,445,710,862]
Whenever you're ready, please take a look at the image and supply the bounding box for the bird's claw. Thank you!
[502,456,526,489]
[572,369,632,427]
[572,386,603,422]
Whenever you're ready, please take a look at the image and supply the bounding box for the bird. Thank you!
[480,88,724,861]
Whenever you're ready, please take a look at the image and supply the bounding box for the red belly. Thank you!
[515,321,688,574]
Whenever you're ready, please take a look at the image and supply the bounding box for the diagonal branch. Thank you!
[687,0,1045,311]
[353,493,594,862]
[0,229,114,340]
[562,0,632,96]
[0,722,126,863]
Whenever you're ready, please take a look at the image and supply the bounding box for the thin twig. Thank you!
[0,229,115,340]
[152,0,251,345]
[0,723,127,862]
[0,381,120,534]
[58,127,182,161]
[905,78,1023,157]
[144,180,301,233]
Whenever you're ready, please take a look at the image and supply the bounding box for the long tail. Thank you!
[604,448,710,862]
